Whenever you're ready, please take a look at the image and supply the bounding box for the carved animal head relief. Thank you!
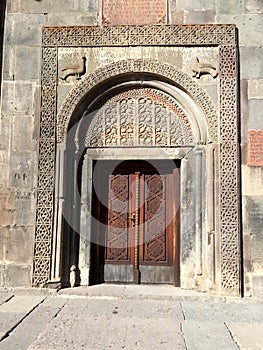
[191,57,218,79]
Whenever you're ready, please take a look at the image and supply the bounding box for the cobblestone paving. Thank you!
[0,285,262,350]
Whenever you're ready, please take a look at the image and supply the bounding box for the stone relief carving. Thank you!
[42,24,236,47]
[191,57,218,79]
[85,88,194,148]
[59,56,86,82]
[33,25,240,296]
[57,59,218,144]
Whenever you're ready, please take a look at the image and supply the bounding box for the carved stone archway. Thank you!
[33,24,240,296]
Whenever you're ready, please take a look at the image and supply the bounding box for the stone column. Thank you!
[50,143,66,286]
[195,147,203,277]
[79,153,93,285]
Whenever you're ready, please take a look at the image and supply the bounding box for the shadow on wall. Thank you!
[0,0,6,97]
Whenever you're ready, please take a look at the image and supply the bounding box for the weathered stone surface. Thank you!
[227,322,263,349]
[0,151,9,187]
[243,195,263,235]
[248,79,263,99]
[5,14,46,46]
[240,47,263,79]
[251,234,263,269]
[0,295,44,337]
[4,227,34,264]
[14,189,36,226]
[28,298,185,350]
[245,0,262,13]
[12,116,35,151]
[47,12,97,26]
[13,46,41,81]
[252,276,263,298]
[176,0,216,11]
[216,14,262,46]
[242,167,263,196]
[248,100,263,129]
[0,188,16,226]
[185,11,216,24]
[240,80,249,143]
[4,264,32,287]
[216,0,245,14]
[9,151,36,188]
[182,321,239,350]
[0,296,67,350]
[1,82,35,116]
[0,116,11,151]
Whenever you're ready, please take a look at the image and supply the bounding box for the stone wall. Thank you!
[0,0,98,286]
[0,0,262,296]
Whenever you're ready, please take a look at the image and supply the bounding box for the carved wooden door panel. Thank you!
[92,160,180,285]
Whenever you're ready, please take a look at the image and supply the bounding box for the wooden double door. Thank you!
[91,160,180,285]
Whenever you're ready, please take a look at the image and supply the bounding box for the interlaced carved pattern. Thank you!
[85,88,194,147]
[143,174,167,263]
[42,24,235,47]
[57,59,218,144]
[32,47,57,286]
[33,25,240,295]
[219,45,240,294]
[106,175,130,261]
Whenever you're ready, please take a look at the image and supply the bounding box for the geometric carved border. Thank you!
[33,24,240,295]
[219,45,240,294]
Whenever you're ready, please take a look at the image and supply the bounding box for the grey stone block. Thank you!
[243,196,263,235]
[245,0,262,13]
[16,0,74,13]
[0,151,9,187]
[217,14,262,47]
[1,81,35,116]
[227,322,263,349]
[9,151,37,188]
[176,0,216,11]
[251,233,263,268]
[13,46,41,81]
[182,300,263,322]
[252,276,263,298]
[185,11,216,24]
[12,116,36,151]
[4,227,34,264]
[78,0,98,12]
[240,47,263,80]
[0,187,16,226]
[216,0,245,14]
[57,84,74,112]
[5,14,47,46]
[47,12,97,26]
[4,264,32,287]
[248,79,263,99]
[14,190,36,226]
[182,321,239,350]
[0,116,12,151]
[240,80,249,143]
[2,45,14,81]
[248,100,263,129]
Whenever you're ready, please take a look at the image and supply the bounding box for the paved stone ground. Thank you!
[0,285,262,350]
